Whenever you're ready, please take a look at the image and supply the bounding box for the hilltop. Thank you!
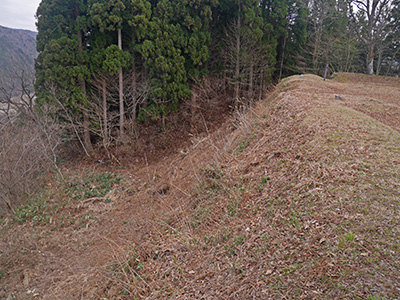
[0,73,399,299]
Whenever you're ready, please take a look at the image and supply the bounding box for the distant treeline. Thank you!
[34,0,400,152]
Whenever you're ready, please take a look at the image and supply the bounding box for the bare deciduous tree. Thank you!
[0,70,63,213]
[347,0,395,75]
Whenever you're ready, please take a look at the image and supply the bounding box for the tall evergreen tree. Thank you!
[140,0,215,117]
[141,1,191,108]
[35,0,93,153]
[377,0,400,76]
[278,0,308,78]
[88,29,131,146]
[90,0,128,137]
[215,0,272,103]
[125,0,152,122]
[259,0,308,79]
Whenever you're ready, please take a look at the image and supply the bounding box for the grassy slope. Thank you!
[0,73,399,299]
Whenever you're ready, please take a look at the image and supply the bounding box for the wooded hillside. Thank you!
[0,25,37,96]
[34,0,400,154]
[1,73,399,299]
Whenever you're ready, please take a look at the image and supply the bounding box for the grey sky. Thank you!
[0,0,41,32]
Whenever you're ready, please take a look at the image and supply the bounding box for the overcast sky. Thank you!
[0,0,41,31]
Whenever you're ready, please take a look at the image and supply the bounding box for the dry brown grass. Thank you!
[1,73,399,299]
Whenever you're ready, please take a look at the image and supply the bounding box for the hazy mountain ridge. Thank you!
[0,25,37,86]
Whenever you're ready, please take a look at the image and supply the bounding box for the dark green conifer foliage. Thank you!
[379,0,400,76]
[89,0,133,136]
[36,0,386,153]
[283,1,308,76]
[89,0,125,32]
[125,0,152,121]
[36,0,89,105]
[140,0,216,118]
[260,0,308,78]
[214,0,275,102]
[260,0,289,74]
[35,37,89,106]
[35,0,94,152]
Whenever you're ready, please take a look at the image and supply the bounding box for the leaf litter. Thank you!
[1,73,399,299]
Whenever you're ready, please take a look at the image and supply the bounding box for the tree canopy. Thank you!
[35,0,400,151]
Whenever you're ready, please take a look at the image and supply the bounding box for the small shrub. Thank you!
[13,195,50,224]
[345,232,355,242]
[233,133,256,155]
[234,234,246,246]
[261,176,270,184]
[63,171,122,201]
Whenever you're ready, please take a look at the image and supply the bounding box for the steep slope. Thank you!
[1,73,399,299]
[0,25,37,90]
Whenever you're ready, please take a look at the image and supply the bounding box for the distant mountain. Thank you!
[0,25,37,92]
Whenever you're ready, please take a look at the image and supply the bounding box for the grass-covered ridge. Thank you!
[0,73,399,299]
[101,74,400,298]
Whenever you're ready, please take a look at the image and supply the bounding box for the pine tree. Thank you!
[217,0,274,104]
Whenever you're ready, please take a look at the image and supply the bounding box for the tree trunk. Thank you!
[345,33,352,72]
[83,108,92,154]
[118,24,125,139]
[131,43,137,123]
[102,79,108,145]
[312,29,322,74]
[77,29,93,154]
[376,46,384,75]
[81,76,92,154]
[366,10,375,75]
[366,48,374,75]
[234,5,241,105]
[248,60,254,100]
[279,36,287,81]
[259,67,264,101]
[191,91,197,126]
[223,49,227,92]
